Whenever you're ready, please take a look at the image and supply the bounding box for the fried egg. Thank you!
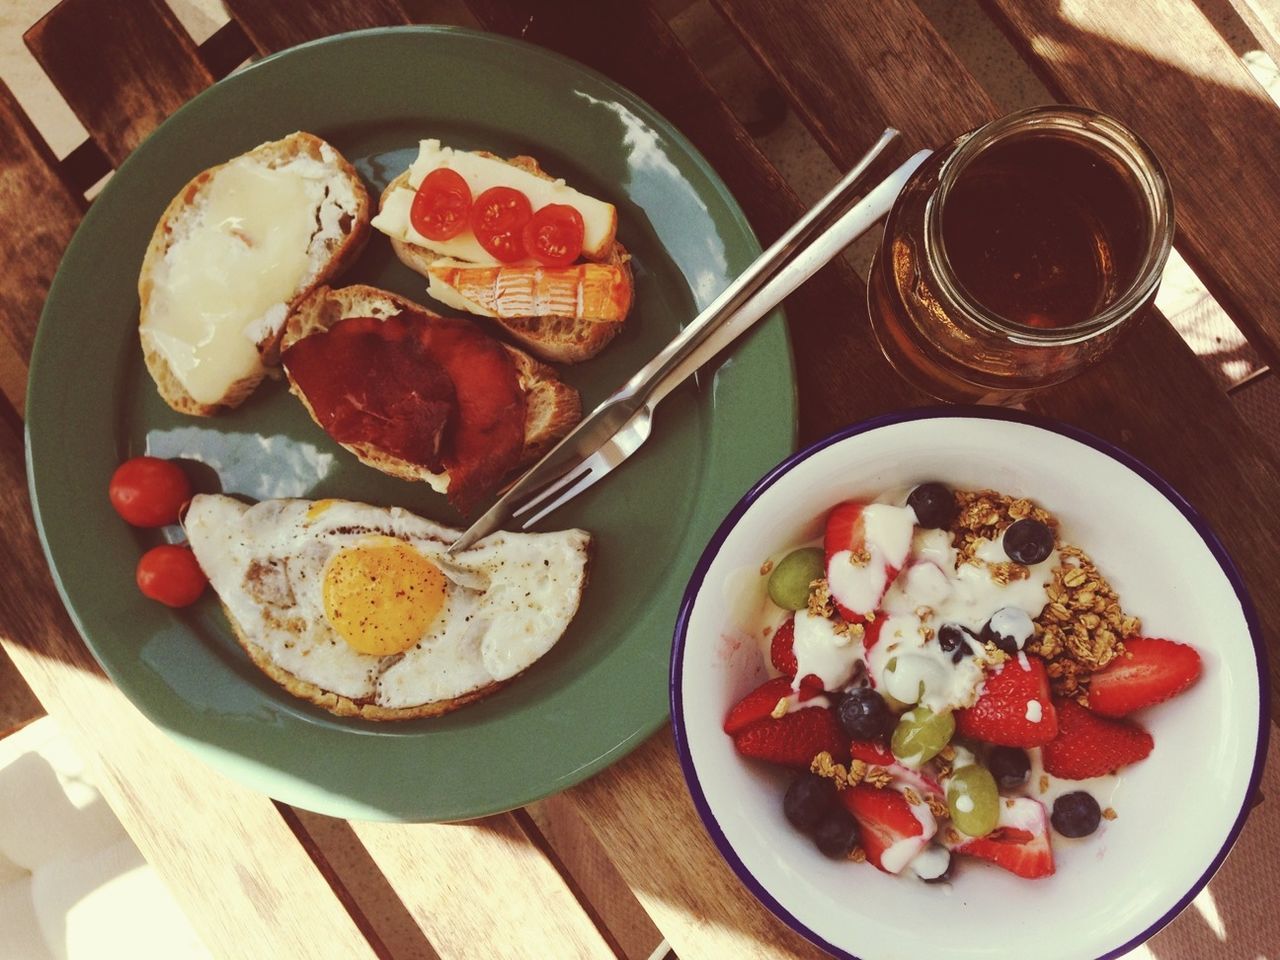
[183,494,591,720]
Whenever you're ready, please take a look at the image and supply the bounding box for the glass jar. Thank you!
[867,105,1175,404]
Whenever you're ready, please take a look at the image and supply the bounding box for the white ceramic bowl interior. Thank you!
[672,409,1265,960]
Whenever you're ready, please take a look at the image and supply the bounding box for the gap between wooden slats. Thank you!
[976,0,1280,366]
[1225,0,1280,69]
[23,0,214,166]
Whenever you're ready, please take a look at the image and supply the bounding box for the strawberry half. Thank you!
[946,796,1054,879]
[771,617,798,675]
[849,739,896,766]
[731,707,845,768]
[1041,697,1154,780]
[842,783,934,873]
[1087,637,1202,717]
[723,676,824,735]
[954,657,1058,748]
[823,502,901,621]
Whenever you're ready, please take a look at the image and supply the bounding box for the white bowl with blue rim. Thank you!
[670,407,1267,960]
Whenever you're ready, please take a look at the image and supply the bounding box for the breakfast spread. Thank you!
[122,132,624,717]
[372,139,633,363]
[183,494,591,720]
[280,284,581,515]
[723,483,1201,880]
[138,132,371,415]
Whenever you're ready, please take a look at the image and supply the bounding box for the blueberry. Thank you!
[813,809,861,859]
[1051,791,1102,838]
[907,482,956,529]
[980,607,1035,655]
[937,623,977,663]
[1003,518,1054,565]
[837,687,892,740]
[783,773,837,832]
[987,746,1031,790]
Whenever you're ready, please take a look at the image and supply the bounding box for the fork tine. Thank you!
[517,461,606,529]
[511,455,599,520]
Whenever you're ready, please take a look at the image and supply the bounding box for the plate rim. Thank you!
[25,24,799,821]
[669,404,1268,960]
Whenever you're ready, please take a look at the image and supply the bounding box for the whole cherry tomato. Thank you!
[410,168,472,241]
[109,457,192,527]
[471,186,533,262]
[136,544,208,608]
[523,204,585,267]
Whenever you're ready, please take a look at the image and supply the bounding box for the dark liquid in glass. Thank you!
[940,134,1148,329]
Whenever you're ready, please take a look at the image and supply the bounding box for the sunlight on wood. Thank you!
[1192,886,1228,940]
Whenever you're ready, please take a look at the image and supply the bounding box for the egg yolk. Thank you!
[322,538,447,655]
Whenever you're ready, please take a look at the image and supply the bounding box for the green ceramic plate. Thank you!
[26,26,795,822]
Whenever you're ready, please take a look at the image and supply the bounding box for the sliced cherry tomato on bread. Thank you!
[471,186,533,262]
[136,544,208,607]
[523,203,585,267]
[109,456,192,527]
[410,168,472,241]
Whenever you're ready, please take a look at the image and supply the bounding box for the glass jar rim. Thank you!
[924,105,1175,345]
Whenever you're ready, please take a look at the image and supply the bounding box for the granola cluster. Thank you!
[949,489,1136,700]
[1028,545,1139,700]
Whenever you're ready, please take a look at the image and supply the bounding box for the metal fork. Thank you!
[448,139,933,554]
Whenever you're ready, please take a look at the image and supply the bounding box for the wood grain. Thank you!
[710,0,1280,716]
[349,815,619,959]
[224,0,411,55]
[979,0,1280,364]
[0,80,82,382]
[572,734,830,960]
[525,795,665,960]
[0,423,379,960]
[23,0,213,167]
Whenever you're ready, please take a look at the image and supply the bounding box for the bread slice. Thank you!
[281,284,581,493]
[380,156,633,364]
[138,132,371,416]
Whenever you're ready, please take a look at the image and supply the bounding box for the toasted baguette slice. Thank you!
[138,132,371,416]
[379,158,633,364]
[281,284,581,494]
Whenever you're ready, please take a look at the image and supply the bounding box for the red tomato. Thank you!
[136,544,208,608]
[523,204,585,267]
[471,186,533,262]
[410,168,472,241]
[109,457,192,527]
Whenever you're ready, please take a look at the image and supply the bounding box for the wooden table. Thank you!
[2,1,1279,957]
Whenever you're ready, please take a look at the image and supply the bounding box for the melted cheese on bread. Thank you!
[371,139,617,264]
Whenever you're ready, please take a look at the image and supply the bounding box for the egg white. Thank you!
[184,494,591,713]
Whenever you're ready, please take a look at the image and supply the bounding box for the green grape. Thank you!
[947,765,1000,838]
[767,547,825,611]
[890,706,955,767]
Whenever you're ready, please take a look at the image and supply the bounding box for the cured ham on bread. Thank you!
[281,284,581,514]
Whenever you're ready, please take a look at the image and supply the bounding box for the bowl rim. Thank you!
[669,404,1270,960]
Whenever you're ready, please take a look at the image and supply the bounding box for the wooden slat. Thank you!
[711,0,1280,718]
[575,735,828,960]
[0,423,379,960]
[978,0,1280,363]
[349,815,619,959]
[24,0,213,167]
[224,0,411,54]
[0,80,82,408]
[525,795,666,960]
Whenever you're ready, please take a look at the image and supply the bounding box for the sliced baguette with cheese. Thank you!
[281,284,581,497]
[138,132,371,416]
[372,141,633,363]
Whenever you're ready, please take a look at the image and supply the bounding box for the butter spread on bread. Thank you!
[138,132,369,415]
[372,139,617,263]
